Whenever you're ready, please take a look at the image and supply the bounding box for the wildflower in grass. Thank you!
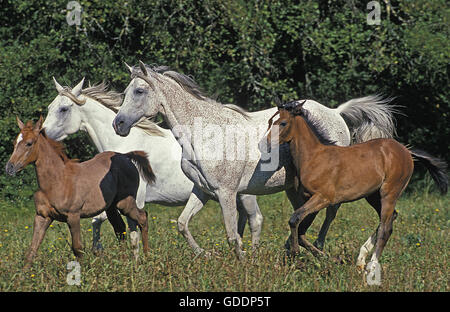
[30,274,35,278]
[49,225,53,228]
[435,208,439,212]
[87,229,92,232]
[24,226,29,229]
[4,229,7,233]
[361,228,365,232]
[152,216,156,220]
[416,243,421,247]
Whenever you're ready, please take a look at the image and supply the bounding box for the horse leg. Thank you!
[177,186,211,256]
[25,191,53,268]
[125,179,147,259]
[217,189,244,260]
[105,205,127,242]
[284,187,306,251]
[357,192,382,271]
[24,214,53,268]
[236,197,248,239]
[237,194,263,250]
[67,213,84,260]
[116,196,149,259]
[289,193,330,257]
[314,204,341,250]
[91,211,108,252]
[366,192,399,285]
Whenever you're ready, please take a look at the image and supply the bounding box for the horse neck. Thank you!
[156,77,221,129]
[34,135,67,193]
[290,116,323,169]
[79,98,126,153]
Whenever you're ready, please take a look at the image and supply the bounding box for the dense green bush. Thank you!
[1,0,448,200]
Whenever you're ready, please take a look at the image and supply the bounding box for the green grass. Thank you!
[0,189,448,292]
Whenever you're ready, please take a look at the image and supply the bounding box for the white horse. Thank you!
[42,77,264,256]
[112,62,398,259]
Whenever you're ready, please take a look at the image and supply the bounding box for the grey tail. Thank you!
[336,95,401,143]
[410,148,448,195]
[126,151,156,184]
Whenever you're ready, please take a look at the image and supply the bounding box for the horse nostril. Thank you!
[5,162,15,176]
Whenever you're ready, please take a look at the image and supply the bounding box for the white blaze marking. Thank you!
[15,133,23,148]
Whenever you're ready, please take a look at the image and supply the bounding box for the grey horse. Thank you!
[113,62,398,259]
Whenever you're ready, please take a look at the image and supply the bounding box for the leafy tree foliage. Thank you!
[0,0,448,198]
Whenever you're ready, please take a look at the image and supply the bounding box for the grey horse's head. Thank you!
[113,61,163,137]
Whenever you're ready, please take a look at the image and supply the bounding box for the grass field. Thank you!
[0,186,448,292]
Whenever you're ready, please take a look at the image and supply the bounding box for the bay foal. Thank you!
[267,100,447,280]
[5,116,154,266]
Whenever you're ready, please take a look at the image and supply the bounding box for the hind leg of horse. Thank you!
[314,204,341,250]
[116,196,149,257]
[92,211,108,252]
[366,186,403,284]
[289,194,330,256]
[356,192,382,270]
[105,206,127,242]
[237,194,263,249]
[177,186,211,256]
[125,179,147,259]
[67,213,84,260]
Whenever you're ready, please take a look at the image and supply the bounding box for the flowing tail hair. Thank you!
[410,148,448,195]
[335,95,401,143]
[126,151,156,184]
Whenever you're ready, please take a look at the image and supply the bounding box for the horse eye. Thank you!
[280,122,287,127]
[26,142,32,147]
[135,88,144,95]
[60,107,68,113]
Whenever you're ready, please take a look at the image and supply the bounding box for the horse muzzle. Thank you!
[5,162,19,176]
[112,116,131,137]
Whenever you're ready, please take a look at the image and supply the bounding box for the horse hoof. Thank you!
[313,240,324,251]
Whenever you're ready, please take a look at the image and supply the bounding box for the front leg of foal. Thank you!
[24,214,53,268]
[67,214,84,260]
[289,193,330,257]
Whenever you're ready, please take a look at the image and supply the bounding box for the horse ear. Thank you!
[34,115,44,132]
[139,60,148,76]
[292,100,307,115]
[16,116,25,130]
[124,61,133,73]
[273,96,283,110]
[72,77,85,97]
[53,76,64,93]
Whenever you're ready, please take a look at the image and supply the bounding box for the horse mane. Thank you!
[288,104,336,146]
[40,129,77,163]
[131,64,251,119]
[61,82,164,137]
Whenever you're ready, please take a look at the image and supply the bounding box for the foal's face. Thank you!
[5,117,42,176]
[267,109,295,146]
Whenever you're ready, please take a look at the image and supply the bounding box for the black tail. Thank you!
[126,151,156,184]
[410,148,448,195]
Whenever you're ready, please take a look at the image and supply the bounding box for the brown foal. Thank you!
[5,116,155,267]
[267,100,447,275]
